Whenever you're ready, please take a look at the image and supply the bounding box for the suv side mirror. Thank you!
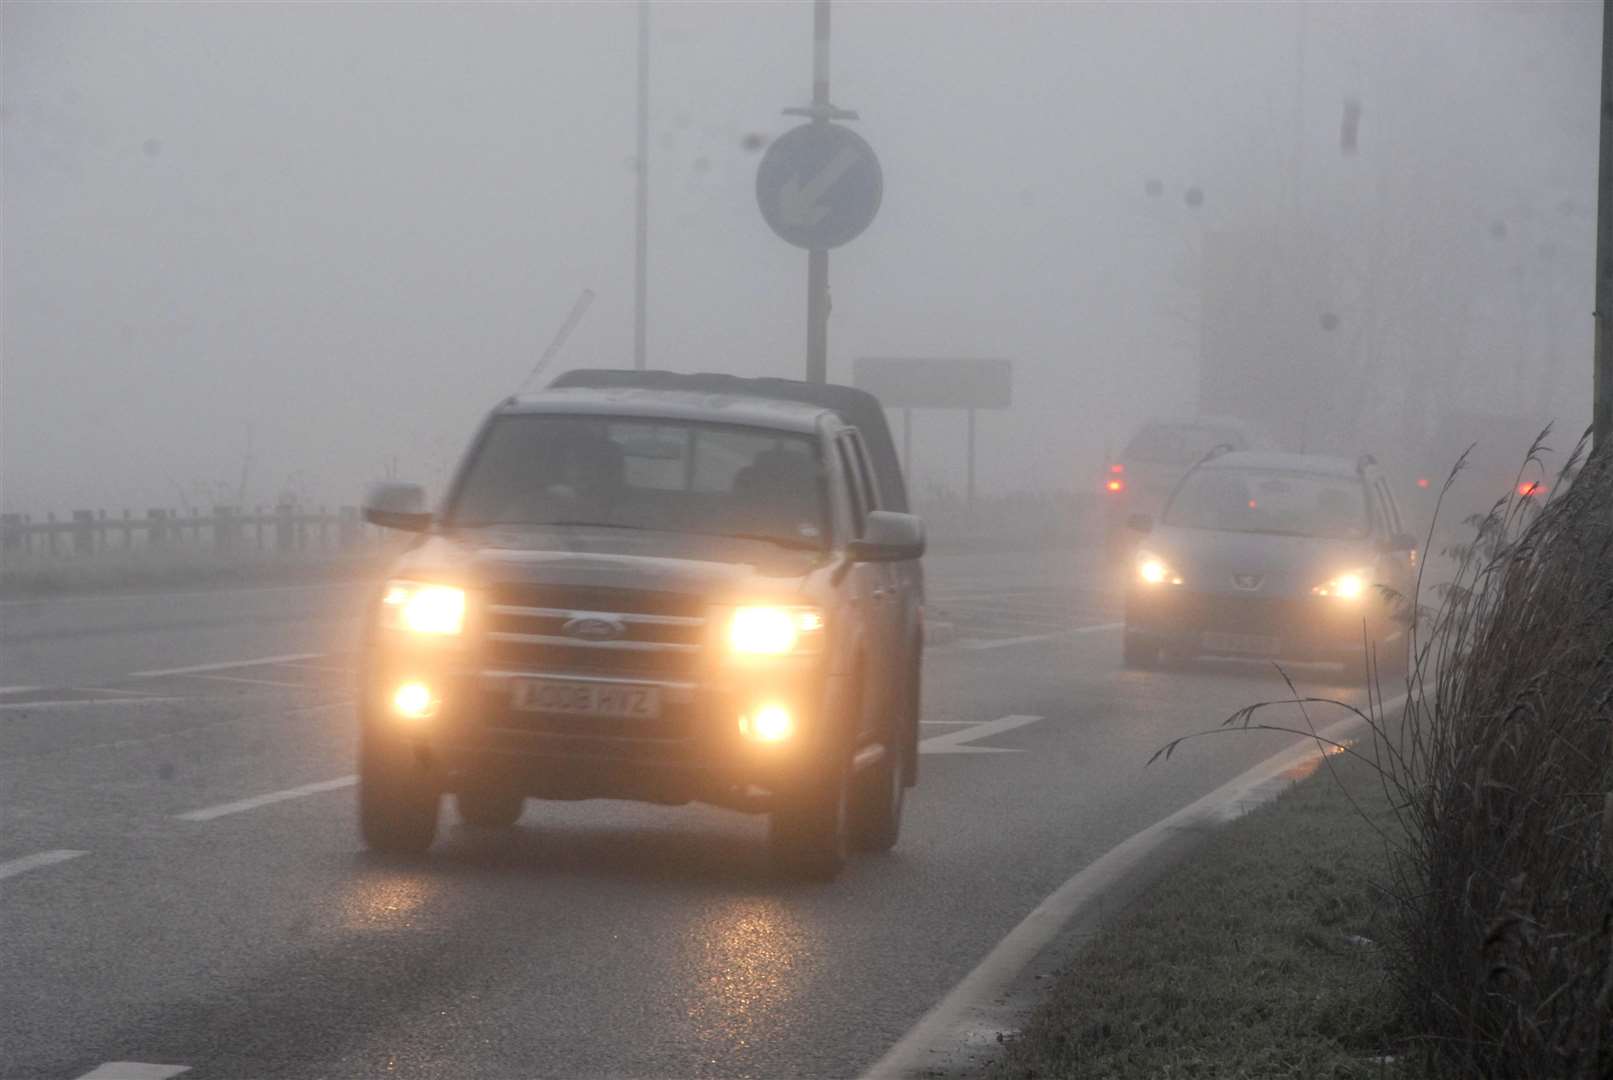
[849,511,926,562]
[1127,513,1154,534]
[363,482,431,532]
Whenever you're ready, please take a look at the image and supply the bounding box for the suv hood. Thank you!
[1142,526,1377,596]
[391,526,826,602]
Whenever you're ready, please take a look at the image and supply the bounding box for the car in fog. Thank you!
[1102,416,1273,557]
[1402,410,1556,540]
[1122,450,1416,677]
[357,371,926,880]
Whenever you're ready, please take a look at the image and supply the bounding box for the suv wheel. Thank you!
[851,666,913,853]
[1122,631,1159,669]
[456,783,524,829]
[358,726,439,856]
[770,748,851,881]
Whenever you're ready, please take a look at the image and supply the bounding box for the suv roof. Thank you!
[548,369,909,512]
[1201,450,1366,480]
[502,385,832,435]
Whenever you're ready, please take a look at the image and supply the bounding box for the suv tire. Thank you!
[770,747,852,881]
[456,783,524,829]
[852,664,913,853]
[358,727,439,856]
[1122,632,1159,669]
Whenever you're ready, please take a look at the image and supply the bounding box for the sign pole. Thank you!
[967,407,977,505]
[806,0,831,384]
[902,407,912,475]
[634,0,649,371]
[1595,0,1612,449]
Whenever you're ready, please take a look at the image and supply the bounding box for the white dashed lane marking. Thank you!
[176,775,356,822]
[0,849,89,882]
[74,1062,191,1079]
[181,672,319,690]
[0,697,194,711]
[131,653,323,679]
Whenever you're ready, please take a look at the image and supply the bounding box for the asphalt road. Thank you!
[1,546,1369,1080]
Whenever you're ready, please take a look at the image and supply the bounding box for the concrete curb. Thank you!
[860,695,1403,1080]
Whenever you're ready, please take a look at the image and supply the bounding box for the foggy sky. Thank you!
[2,1,1600,517]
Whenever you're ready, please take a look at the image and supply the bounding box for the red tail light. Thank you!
[1517,481,1546,498]
[1416,477,1430,490]
[1106,478,1125,493]
[1109,463,1125,474]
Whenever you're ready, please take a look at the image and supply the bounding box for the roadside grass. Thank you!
[991,748,1410,1080]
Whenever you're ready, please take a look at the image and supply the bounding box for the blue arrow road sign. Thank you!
[756,123,882,250]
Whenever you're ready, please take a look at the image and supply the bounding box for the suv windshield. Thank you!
[1124,424,1244,465]
[1163,467,1369,540]
[447,415,828,548]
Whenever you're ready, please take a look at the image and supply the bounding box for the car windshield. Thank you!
[1163,467,1369,540]
[447,415,828,549]
[1124,424,1243,465]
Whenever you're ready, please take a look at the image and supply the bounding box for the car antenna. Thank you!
[517,288,596,394]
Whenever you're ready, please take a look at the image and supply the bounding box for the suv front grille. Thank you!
[482,588,707,680]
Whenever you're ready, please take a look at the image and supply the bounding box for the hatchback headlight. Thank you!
[1312,569,1371,600]
[726,606,826,656]
[380,581,466,635]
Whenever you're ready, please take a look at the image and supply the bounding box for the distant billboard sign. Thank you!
[853,358,1013,410]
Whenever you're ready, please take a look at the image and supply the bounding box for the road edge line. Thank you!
[860,693,1405,1080]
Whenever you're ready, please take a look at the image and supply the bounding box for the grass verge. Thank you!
[991,748,1410,1079]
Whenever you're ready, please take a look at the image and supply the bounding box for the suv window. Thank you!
[836,433,873,537]
[448,415,828,549]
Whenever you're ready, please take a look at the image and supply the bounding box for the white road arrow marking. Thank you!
[919,714,1043,755]
[777,144,862,228]
[176,775,355,821]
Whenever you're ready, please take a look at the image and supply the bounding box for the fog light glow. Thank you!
[741,705,794,743]
[392,681,436,719]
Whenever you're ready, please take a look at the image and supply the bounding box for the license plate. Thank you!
[1201,631,1281,657]
[511,679,662,719]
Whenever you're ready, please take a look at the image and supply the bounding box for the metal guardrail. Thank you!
[0,505,381,559]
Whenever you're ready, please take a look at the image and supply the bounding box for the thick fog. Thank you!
[2,2,1599,517]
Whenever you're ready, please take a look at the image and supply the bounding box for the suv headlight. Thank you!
[380,581,466,635]
[1135,551,1182,586]
[726,605,826,656]
[1311,569,1371,600]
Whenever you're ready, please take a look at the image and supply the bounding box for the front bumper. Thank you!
[359,644,840,812]
[1124,586,1391,662]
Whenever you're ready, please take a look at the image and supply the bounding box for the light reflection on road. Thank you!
[683,897,812,1059]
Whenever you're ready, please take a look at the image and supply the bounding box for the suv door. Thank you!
[834,431,902,739]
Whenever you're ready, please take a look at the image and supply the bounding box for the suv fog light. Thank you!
[740,705,794,743]
[392,681,437,720]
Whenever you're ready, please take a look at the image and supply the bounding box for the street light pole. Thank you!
[634,0,650,371]
[1595,0,1612,448]
[805,0,831,384]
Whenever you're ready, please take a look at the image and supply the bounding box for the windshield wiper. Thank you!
[723,531,825,551]
[451,520,648,531]
[535,521,650,530]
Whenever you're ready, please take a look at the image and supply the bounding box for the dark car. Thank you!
[357,373,926,880]
[1102,416,1273,557]
[1402,410,1556,541]
[1122,450,1417,677]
